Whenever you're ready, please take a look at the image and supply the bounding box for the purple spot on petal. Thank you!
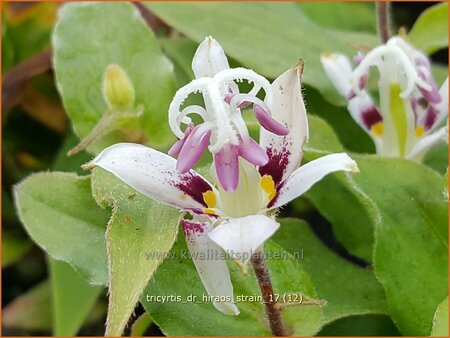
[259,146,291,186]
[174,173,212,207]
[423,106,439,131]
[182,220,205,236]
[360,106,382,130]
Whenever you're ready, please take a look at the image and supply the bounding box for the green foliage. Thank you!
[142,234,323,336]
[318,315,400,336]
[91,168,180,336]
[53,2,176,154]
[49,258,102,336]
[298,2,376,33]
[147,2,378,106]
[274,218,387,324]
[431,297,449,336]
[409,3,449,54]
[14,172,110,285]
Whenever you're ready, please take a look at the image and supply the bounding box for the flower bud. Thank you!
[103,64,135,111]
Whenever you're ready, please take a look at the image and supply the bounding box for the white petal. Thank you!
[271,153,359,209]
[192,36,230,78]
[407,126,448,159]
[434,77,449,130]
[90,143,214,210]
[259,63,309,185]
[208,215,280,265]
[320,53,353,97]
[183,220,239,315]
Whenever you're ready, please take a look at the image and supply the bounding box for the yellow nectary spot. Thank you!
[371,122,384,137]
[203,208,217,216]
[202,190,217,208]
[415,126,424,138]
[260,175,276,202]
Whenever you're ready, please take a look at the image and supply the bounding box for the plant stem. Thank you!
[376,2,391,44]
[251,252,287,336]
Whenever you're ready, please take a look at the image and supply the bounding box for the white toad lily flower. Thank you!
[90,38,359,316]
[321,36,448,159]
[168,37,289,191]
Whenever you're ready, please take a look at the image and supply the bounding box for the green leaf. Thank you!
[304,115,344,156]
[142,234,323,336]
[305,86,375,154]
[3,281,53,331]
[353,157,448,335]
[147,2,378,106]
[131,313,153,337]
[91,168,180,336]
[304,168,376,262]
[49,258,102,336]
[423,142,448,175]
[431,297,449,336]
[14,172,110,285]
[318,314,400,336]
[53,2,176,154]
[2,231,32,268]
[159,37,196,86]
[409,3,449,54]
[298,2,376,33]
[274,218,387,324]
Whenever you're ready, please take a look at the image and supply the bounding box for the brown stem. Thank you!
[251,252,287,336]
[376,2,390,44]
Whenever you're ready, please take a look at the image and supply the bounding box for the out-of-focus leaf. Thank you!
[354,157,448,335]
[49,258,102,336]
[409,3,449,54]
[3,3,56,66]
[53,2,176,154]
[305,86,375,154]
[91,168,179,336]
[318,314,400,336]
[2,231,32,268]
[274,218,387,324]
[142,235,323,336]
[14,172,109,285]
[304,115,344,155]
[147,2,378,106]
[3,281,53,331]
[159,37,197,86]
[431,297,449,336]
[423,143,448,175]
[298,2,376,33]
[131,313,153,337]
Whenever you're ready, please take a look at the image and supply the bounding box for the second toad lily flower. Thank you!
[321,36,448,159]
[89,37,358,316]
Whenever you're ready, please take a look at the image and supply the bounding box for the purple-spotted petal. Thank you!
[347,93,383,132]
[417,67,441,104]
[270,153,359,209]
[177,124,212,173]
[253,105,289,136]
[214,144,239,192]
[259,64,308,186]
[90,143,214,209]
[238,137,269,167]
[208,215,280,265]
[182,220,239,315]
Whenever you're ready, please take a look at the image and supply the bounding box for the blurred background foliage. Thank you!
[1,2,447,336]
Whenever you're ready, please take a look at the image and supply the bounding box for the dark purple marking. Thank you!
[360,106,383,130]
[174,173,212,207]
[423,106,439,131]
[182,220,205,235]
[259,146,290,187]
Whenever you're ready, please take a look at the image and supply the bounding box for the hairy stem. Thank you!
[251,252,287,336]
[376,2,391,44]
